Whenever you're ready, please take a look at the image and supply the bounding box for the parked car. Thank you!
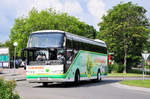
[9,59,21,68]
[20,61,26,70]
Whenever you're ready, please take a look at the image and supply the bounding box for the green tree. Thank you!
[9,8,96,58]
[0,42,3,47]
[98,2,149,73]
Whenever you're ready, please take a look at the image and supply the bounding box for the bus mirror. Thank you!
[63,37,66,47]
[21,50,25,61]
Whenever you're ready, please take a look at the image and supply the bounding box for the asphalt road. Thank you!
[16,79,150,99]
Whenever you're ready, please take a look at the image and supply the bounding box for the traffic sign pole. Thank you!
[142,53,150,81]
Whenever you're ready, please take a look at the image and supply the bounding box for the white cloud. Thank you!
[0,0,84,21]
[28,0,63,12]
[87,0,106,30]
[15,0,63,17]
[64,1,83,15]
[14,0,83,17]
[87,0,106,20]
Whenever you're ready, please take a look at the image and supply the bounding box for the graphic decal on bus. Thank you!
[65,51,108,79]
[86,55,93,78]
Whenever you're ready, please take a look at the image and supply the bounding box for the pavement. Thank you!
[0,68,26,81]
[16,79,150,99]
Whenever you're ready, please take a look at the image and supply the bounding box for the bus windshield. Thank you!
[28,33,64,48]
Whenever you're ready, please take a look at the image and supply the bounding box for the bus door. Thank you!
[65,37,74,73]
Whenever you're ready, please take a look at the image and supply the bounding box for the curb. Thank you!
[106,76,150,78]
[4,75,26,82]
[0,68,26,81]
[15,79,26,81]
[105,76,150,80]
[112,82,150,93]
[5,78,26,82]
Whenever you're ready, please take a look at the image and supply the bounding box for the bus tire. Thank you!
[74,70,80,85]
[97,70,101,82]
[42,82,48,86]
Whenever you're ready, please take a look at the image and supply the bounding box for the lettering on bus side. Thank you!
[28,66,44,69]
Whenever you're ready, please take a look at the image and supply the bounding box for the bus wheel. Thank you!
[74,70,80,85]
[42,82,48,86]
[97,70,101,82]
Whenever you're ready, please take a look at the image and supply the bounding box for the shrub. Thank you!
[109,63,124,73]
[0,78,20,99]
[108,64,113,73]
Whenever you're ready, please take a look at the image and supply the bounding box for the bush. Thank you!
[0,78,20,99]
[109,63,124,73]
[108,64,114,73]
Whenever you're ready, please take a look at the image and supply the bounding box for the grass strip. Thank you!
[120,80,150,88]
[108,73,150,77]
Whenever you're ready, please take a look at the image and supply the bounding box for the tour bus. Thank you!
[22,30,108,86]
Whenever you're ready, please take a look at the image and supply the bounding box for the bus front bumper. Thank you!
[27,77,74,83]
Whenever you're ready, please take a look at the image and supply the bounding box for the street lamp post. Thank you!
[13,42,18,74]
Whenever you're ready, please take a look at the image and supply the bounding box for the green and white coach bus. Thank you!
[22,30,108,85]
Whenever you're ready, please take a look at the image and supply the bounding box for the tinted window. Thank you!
[28,33,64,48]
[66,39,73,49]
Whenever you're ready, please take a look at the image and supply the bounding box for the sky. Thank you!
[0,0,150,43]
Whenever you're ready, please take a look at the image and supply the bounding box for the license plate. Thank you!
[40,77,48,81]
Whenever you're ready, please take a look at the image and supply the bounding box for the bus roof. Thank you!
[32,30,65,34]
[31,30,106,47]
[94,39,105,43]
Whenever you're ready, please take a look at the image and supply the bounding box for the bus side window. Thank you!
[66,38,73,49]
[66,38,74,60]
[73,40,79,51]
[29,51,34,61]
